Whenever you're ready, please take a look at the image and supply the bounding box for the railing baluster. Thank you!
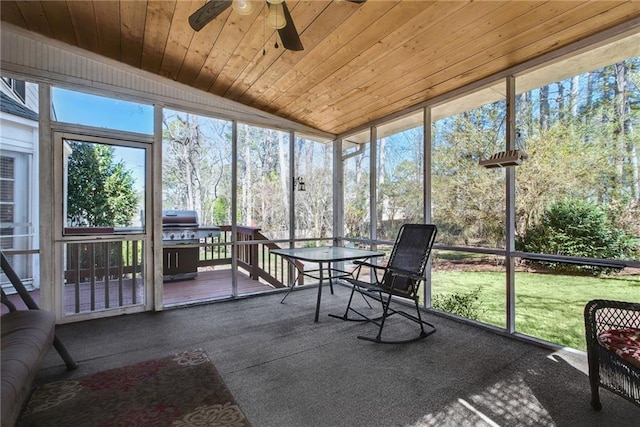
[105,241,111,308]
[224,230,228,259]
[216,234,220,259]
[74,243,81,313]
[118,242,124,306]
[131,240,138,305]
[250,230,258,280]
[89,243,96,311]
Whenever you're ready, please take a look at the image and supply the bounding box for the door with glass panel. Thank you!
[54,132,151,318]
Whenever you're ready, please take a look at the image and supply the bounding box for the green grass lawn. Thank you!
[430,270,640,350]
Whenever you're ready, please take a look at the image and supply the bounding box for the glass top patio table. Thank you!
[271,246,384,322]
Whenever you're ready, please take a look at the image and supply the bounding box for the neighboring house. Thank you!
[0,77,39,289]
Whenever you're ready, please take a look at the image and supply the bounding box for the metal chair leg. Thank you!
[53,336,78,370]
[357,295,436,344]
[328,284,359,320]
[328,285,380,322]
[359,288,373,308]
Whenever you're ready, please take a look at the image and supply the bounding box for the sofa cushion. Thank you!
[597,327,640,370]
[1,309,56,427]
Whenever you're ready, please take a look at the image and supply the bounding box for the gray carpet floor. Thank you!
[36,285,638,426]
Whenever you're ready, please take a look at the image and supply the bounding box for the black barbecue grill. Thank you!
[162,210,221,281]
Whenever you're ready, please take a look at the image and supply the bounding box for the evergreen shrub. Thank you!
[432,287,484,320]
[517,199,636,275]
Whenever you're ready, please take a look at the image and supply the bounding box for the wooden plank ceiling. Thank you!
[2,1,640,135]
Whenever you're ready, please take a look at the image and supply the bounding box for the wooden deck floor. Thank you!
[2,268,285,314]
[163,268,278,306]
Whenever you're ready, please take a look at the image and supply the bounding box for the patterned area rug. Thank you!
[18,349,251,426]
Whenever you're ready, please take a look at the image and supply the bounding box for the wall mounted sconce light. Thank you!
[293,176,306,192]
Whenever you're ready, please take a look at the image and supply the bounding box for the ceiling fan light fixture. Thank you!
[266,0,284,4]
[266,3,286,30]
[232,0,254,15]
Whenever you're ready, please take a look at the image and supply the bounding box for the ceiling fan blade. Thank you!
[189,0,232,32]
[278,1,303,51]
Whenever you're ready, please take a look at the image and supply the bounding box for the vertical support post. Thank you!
[38,83,56,314]
[289,131,296,247]
[287,132,297,288]
[332,137,346,276]
[423,107,433,308]
[231,120,238,297]
[424,107,432,225]
[152,104,164,310]
[369,127,377,247]
[333,138,344,247]
[506,76,517,334]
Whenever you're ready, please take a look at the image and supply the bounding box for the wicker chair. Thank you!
[584,299,640,410]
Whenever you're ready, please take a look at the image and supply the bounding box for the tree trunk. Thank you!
[377,137,386,229]
[570,75,580,117]
[556,81,564,121]
[278,132,288,206]
[632,141,639,202]
[613,62,628,194]
[242,133,252,227]
[190,116,203,215]
[539,86,550,130]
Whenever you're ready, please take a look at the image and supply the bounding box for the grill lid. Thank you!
[162,210,199,227]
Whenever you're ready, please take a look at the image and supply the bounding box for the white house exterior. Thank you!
[0,78,40,288]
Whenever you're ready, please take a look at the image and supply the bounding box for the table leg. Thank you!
[315,261,323,322]
[327,261,334,295]
[280,260,300,304]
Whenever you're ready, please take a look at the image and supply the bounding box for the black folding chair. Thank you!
[330,224,437,344]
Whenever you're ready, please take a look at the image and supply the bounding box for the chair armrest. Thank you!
[1,288,17,312]
[585,299,640,346]
[351,260,386,281]
[388,267,425,282]
[353,260,385,270]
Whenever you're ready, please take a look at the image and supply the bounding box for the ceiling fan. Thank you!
[188,0,367,52]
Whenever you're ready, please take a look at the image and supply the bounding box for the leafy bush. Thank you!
[517,199,636,275]
[432,287,485,320]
